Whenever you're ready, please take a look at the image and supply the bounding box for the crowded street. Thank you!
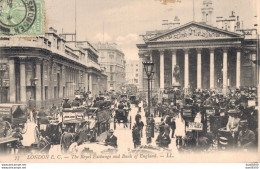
[0,87,258,157]
[0,0,259,166]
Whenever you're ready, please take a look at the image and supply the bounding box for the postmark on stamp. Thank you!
[0,0,44,36]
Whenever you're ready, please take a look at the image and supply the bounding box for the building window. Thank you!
[63,87,65,98]
[54,87,57,98]
[45,87,48,100]
[136,74,138,77]
[110,66,113,72]
[109,55,114,59]
[136,69,138,71]
[110,75,114,81]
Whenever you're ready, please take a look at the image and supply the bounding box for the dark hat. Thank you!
[108,129,114,133]
[228,109,238,114]
[239,120,248,127]
[235,88,240,92]
[196,99,202,103]
[16,128,20,132]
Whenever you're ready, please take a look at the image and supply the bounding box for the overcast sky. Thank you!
[45,0,258,61]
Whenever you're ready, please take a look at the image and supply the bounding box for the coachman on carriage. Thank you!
[0,104,28,154]
[114,98,132,130]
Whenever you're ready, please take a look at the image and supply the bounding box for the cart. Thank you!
[129,95,138,106]
[44,120,62,145]
[0,104,28,134]
[114,107,132,130]
[182,105,194,123]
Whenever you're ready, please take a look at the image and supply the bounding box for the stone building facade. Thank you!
[95,42,126,92]
[0,28,107,107]
[137,0,258,94]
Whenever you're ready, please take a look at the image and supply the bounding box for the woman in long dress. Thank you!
[174,113,186,137]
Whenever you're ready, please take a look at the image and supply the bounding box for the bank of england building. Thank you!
[0,28,107,107]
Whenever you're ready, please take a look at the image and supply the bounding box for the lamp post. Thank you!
[142,61,154,116]
[150,72,154,106]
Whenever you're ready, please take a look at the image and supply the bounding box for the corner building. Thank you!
[0,28,107,107]
[95,42,126,92]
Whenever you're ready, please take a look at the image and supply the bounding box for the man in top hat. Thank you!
[238,120,256,150]
[105,129,117,148]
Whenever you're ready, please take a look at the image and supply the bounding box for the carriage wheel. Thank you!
[34,126,41,143]
[21,123,28,134]
[113,117,116,130]
[129,116,132,129]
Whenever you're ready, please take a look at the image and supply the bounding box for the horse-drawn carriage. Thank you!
[114,104,132,130]
[0,104,26,154]
[87,107,112,135]
[0,104,28,134]
[60,107,112,153]
[182,105,194,122]
[217,109,239,150]
[75,90,85,100]
[129,95,138,106]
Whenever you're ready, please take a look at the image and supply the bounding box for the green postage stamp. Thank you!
[0,0,44,36]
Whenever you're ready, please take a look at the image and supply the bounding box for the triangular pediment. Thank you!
[148,22,243,42]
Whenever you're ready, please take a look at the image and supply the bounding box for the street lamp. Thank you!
[143,61,154,116]
[150,71,155,105]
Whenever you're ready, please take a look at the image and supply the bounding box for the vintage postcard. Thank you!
[0,0,259,164]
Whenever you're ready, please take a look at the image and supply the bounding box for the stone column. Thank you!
[184,49,189,89]
[210,48,215,89]
[42,61,46,101]
[48,60,54,100]
[19,58,26,103]
[69,67,71,96]
[197,48,202,89]
[72,68,74,95]
[85,72,88,92]
[223,48,228,93]
[35,59,42,105]
[9,59,16,103]
[138,53,144,90]
[89,74,92,92]
[251,51,257,86]
[236,49,241,88]
[159,50,164,89]
[171,49,177,86]
[59,65,64,98]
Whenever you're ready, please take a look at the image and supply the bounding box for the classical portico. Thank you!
[137,22,256,93]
